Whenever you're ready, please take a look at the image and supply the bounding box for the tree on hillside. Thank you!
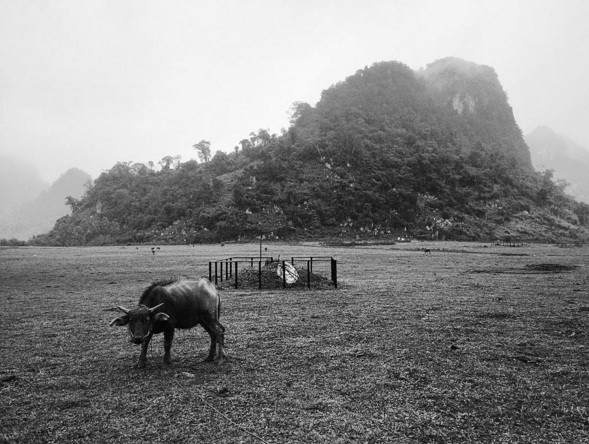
[65,196,82,212]
[239,139,252,151]
[193,140,211,163]
[159,156,175,170]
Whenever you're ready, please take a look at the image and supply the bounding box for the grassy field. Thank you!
[1,241,588,443]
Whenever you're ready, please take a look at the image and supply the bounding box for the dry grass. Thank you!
[1,241,589,443]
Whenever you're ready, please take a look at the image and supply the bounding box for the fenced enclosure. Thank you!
[208,256,337,289]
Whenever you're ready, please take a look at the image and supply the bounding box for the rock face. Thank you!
[308,57,533,172]
[0,167,91,240]
[420,57,532,169]
[526,126,589,204]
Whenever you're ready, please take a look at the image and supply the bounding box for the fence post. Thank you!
[307,260,310,288]
[331,258,337,288]
[282,260,286,288]
[258,261,262,290]
[220,261,223,282]
[235,261,238,289]
[209,262,212,282]
[310,257,313,274]
[214,261,218,286]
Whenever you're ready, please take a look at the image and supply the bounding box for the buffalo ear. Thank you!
[110,315,129,327]
[154,312,170,323]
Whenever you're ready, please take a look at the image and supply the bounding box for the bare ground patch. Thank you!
[471,262,581,275]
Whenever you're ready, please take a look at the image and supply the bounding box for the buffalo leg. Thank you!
[137,335,152,368]
[201,318,225,363]
[201,322,217,362]
[215,321,226,361]
[163,329,174,365]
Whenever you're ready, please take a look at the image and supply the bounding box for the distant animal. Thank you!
[151,247,155,254]
[424,248,431,254]
[110,278,225,368]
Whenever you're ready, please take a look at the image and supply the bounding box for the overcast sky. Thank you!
[1,0,588,182]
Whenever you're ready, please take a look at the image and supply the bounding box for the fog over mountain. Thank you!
[0,156,49,217]
[1,2,588,184]
[0,166,90,240]
[525,126,589,204]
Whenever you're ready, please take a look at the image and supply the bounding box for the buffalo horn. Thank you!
[149,303,165,313]
[116,306,130,314]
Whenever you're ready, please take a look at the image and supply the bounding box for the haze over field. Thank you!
[1,0,588,182]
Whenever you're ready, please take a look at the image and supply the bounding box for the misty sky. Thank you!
[1,0,588,182]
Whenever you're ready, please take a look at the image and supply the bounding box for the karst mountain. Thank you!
[34,58,589,245]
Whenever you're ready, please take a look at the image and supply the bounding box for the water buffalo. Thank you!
[110,278,225,368]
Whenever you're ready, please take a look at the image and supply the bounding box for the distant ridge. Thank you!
[0,155,49,217]
[526,126,589,204]
[0,167,91,240]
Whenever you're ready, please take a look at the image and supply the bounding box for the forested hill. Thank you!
[35,58,589,246]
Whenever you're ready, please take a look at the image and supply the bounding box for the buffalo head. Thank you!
[110,303,168,344]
